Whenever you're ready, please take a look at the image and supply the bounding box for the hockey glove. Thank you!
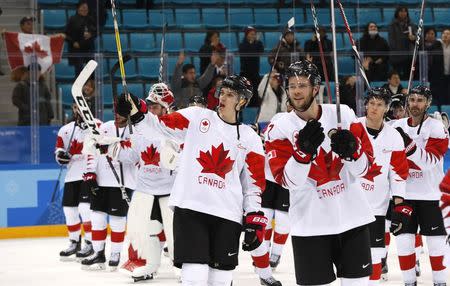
[293,119,325,164]
[330,129,360,161]
[55,150,71,165]
[242,211,268,251]
[116,93,148,124]
[395,127,417,156]
[390,202,413,236]
[83,172,99,196]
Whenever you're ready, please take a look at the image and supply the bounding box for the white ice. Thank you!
[0,236,447,285]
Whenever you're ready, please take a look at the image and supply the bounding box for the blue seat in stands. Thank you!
[103,108,114,122]
[43,10,66,30]
[338,57,355,76]
[58,84,72,106]
[254,9,279,29]
[408,8,433,25]
[264,32,280,52]
[102,33,129,53]
[39,0,61,4]
[122,9,148,29]
[440,105,450,115]
[305,8,330,28]
[102,85,113,106]
[334,8,357,29]
[433,8,450,27]
[117,83,145,98]
[357,8,383,26]
[55,61,75,81]
[229,8,254,29]
[428,105,438,114]
[221,32,238,52]
[155,33,182,53]
[242,107,258,124]
[233,56,240,74]
[148,9,175,28]
[104,10,121,30]
[279,8,303,26]
[203,8,227,29]
[130,33,156,52]
[175,9,201,29]
[138,58,161,79]
[259,57,270,76]
[109,58,137,79]
[184,33,205,52]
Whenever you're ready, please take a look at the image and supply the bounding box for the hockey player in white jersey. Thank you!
[115,74,267,286]
[356,87,411,285]
[115,84,178,282]
[80,113,136,271]
[265,60,376,286]
[391,86,449,286]
[55,103,98,261]
[438,170,450,268]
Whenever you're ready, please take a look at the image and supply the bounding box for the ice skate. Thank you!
[59,239,81,261]
[260,276,282,286]
[269,254,281,270]
[108,252,120,271]
[81,249,106,270]
[75,240,93,262]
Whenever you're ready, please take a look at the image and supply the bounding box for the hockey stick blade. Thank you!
[71,60,100,135]
[287,17,295,29]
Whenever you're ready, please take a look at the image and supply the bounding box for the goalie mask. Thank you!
[146,83,174,109]
[214,75,253,108]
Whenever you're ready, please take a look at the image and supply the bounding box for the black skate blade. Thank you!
[133,274,153,282]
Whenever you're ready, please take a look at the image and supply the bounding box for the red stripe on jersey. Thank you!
[55,136,64,149]
[265,139,293,186]
[430,256,446,271]
[245,151,266,192]
[425,137,448,160]
[440,170,450,194]
[350,121,374,162]
[159,112,189,131]
[111,231,125,243]
[390,150,409,180]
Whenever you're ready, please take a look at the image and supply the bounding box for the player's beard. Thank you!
[289,92,315,113]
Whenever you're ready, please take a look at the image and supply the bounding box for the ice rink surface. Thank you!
[0,236,447,285]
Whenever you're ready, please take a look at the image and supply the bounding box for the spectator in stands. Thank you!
[388,6,417,79]
[171,50,217,109]
[11,64,54,126]
[268,28,301,75]
[239,26,264,105]
[340,75,357,113]
[429,28,450,108]
[199,31,226,74]
[83,78,96,112]
[257,68,287,123]
[304,26,333,83]
[382,70,407,96]
[20,16,34,34]
[86,0,107,29]
[357,22,390,82]
[206,75,225,110]
[65,1,97,76]
[212,47,228,78]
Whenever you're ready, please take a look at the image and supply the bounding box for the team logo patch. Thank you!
[200,119,210,133]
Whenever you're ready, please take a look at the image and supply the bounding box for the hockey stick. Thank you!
[335,0,371,90]
[407,0,425,94]
[253,17,295,125]
[331,0,342,128]
[110,0,133,134]
[158,23,167,83]
[310,0,332,104]
[72,60,130,205]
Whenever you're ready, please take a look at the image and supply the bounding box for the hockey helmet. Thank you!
[364,87,391,106]
[189,93,207,107]
[214,75,253,107]
[408,85,432,102]
[146,83,174,109]
[285,60,321,87]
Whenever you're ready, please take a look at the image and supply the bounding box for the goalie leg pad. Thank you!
[159,196,174,260]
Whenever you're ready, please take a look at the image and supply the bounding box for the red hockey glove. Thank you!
[395,127,416,156]
[83,172,99,196]
[242,211,268,251]
[390,202,413,236]
[329,129,361,161]
[55,150,71,165]
[293,119,325,164]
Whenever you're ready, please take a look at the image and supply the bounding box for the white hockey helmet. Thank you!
[146,83,174,109]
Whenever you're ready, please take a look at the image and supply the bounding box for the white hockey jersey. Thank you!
[86,121,137,190]
[391,117,449,201]
[265,104,375,236]
[357,117,409,216]
[137,106,266,224]
[118,121,176,196]
[55,121,99,183]
[263,112,286,183]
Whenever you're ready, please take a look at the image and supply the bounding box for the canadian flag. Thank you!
[3,32,64,74]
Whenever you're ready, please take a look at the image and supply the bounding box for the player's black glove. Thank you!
[116,93,147,124]
[395,127,417,156]
[390,202,413,236]
[55,150,71,165]
[329,129,360,161]
[293,119,325,164]
[242,211,268,251]
[83,172,99,196]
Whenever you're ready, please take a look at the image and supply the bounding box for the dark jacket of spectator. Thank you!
[358,28,390,81]
[269,30,302,74]
[199,31,225,74]
[382,82,405,96]
[12,76,54,126]
[304,32,334,82]
[340,76,357,113]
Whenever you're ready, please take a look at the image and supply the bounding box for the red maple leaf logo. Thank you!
[141,145,160,166]
[407,159,421,170]
[308,148,344,186]
[159,112,189,131]
[23,41,48,59]
[202,121,209,126]
[120,139,131,148]
[69,139,83,155]
[363,163,383,182]
[245,151,266,191]
[197,143,235,179]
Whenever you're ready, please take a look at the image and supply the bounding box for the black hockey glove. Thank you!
[390,202,413,236]
[55,150,71,165]
[242,211,268,251]
[116,93,147,124]
[330,129,360,161]
[82,172,99,196]
[293,119,325,164]
[395,127,417,156]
